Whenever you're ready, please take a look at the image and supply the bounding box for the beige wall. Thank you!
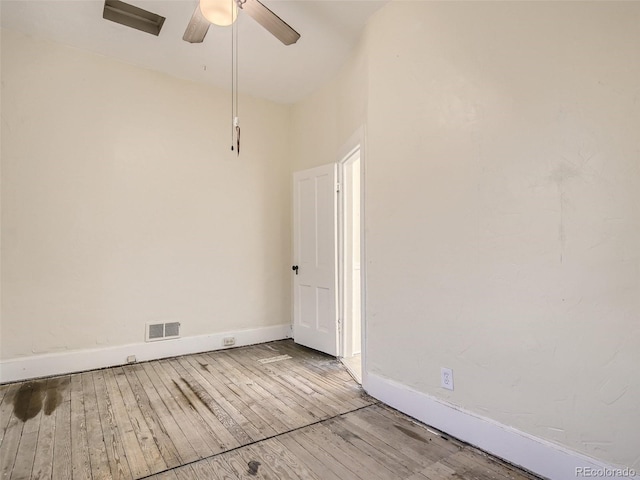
[1,29,291,359]
[290,36,368,172]
[365,1,639,470]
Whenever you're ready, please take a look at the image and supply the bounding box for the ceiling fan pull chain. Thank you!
[233,7,241,156]
[235,117,241,155]
[230,0,236,152]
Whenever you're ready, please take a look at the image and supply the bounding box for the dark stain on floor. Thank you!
[327,420,362,443]
[247,460,261,476]
[181,377,216,416]
[43,379,64,415]
[13,378,66,422]
[394,424,430,444]
[172,379,197,410]
[198,362,210,372]
[13,382,43,422]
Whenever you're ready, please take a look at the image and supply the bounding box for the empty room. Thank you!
[1,1,638,479]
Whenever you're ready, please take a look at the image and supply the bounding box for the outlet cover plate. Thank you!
[441,367,454,391]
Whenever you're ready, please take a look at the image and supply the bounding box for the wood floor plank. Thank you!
[336,411,428,474]
[12,381,50,480]
[147,469,180,480]
[439,450,496,479]
[213,449,274,480]
[238,343,354,418]
[322,416,416,478]
[0,341,542,480]
[0,384,10,406]
[113,366,167,473]
[206,455,239,480]
[1,406,24,478]
[0,384,19,431]
[274,434,344,480]
[222,347,337,420]
[250,436,321,480]
[186,353,281,439]
[81,372,112,480]
[414,461,456,480]
[198,453,236,480]
[218,349,330,422]
[373,404,463,457]
[163,359,241,451]
[362,404,461,459]
[342,408,446,468]
[299,424,388,480]
[121,365,186,468]
[30,379,63,480]
[168,357,250,446]
[103,368,152,478]
[51,377,72,480]
[153,360,230,454]
[283,428,365,479]
[440,449,531,480]
[313,421,406,479]
[278,341,365,389]
[233,445,285,479]
[461,448,537,480]
[145,361,219,457]
[276,371,341,416]
[258,342,369,411]
[212,351,312,430]
[0,383,20,447]
[177,355,266,442]
[173,464,206,480]
[220,348,318,421]
[69,374,92,480]
[92,370,134,480]
[134,362,209,461]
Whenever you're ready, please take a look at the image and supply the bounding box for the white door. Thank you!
[293,164,338,356]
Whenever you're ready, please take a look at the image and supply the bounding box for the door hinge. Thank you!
[337,318,342,334]
[336,182,341,193]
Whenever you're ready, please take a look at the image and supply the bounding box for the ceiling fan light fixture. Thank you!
[200,0,238,26]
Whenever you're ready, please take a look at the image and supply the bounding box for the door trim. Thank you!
[336,126,367,385]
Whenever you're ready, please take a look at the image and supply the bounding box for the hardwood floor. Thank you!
[0,340,539,480]
[341,354,362,384]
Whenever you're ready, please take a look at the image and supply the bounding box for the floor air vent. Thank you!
[146,322,181,342]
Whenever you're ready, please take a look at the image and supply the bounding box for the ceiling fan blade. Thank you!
[183,4,210,43]
[240,0,300,46]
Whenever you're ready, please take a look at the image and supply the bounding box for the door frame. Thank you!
[336,127,367,383]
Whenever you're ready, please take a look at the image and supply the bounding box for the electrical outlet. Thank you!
[441,367,454,391]
[223,337,236,347]
[127,355,137,364]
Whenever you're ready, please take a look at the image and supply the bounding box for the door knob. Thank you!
[292,265,299,275]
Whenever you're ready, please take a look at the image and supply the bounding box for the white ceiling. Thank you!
[0,0,387,104]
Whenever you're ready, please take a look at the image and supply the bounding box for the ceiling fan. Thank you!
[183,0,301,46]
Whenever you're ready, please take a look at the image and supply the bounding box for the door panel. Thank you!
[293,164,338,356]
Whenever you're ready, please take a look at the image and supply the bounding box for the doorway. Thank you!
[338,147,362,383]
[291,132,365,384]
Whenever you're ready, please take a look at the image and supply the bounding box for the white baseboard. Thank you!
[0,324,291,384]
[364,372,639,480]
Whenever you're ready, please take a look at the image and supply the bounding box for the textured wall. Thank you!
[365,1,640,469]
[1,30,292,359]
